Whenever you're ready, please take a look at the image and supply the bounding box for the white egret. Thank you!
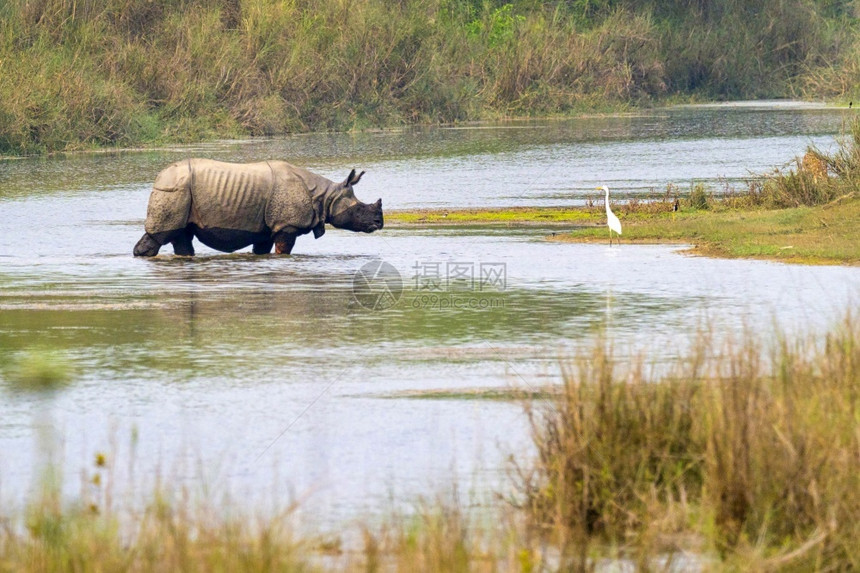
[598,185,622,246]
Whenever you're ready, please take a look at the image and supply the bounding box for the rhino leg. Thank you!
[253,238,274,255]
[172,227,195,256]
[274,232,297,255]
[133,233,162,257]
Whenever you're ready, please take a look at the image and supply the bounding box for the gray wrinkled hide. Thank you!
[144,158,331,238]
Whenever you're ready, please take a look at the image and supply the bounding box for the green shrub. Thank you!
[1,0,859,155]
[754,118,860,208]
[689,182,710,209]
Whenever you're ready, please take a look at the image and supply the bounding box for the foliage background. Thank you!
[0,0,857,154]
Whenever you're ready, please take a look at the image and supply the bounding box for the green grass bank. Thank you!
[386,194,860,265]
[558,194,860,265]
[1,0,858,155]
[387,126,860,266]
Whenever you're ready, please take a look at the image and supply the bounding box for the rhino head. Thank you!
[324,169,384,234]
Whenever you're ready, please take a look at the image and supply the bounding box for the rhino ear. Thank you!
[313,221,325,239]
[375,198,382,207]
[345,169,365,186]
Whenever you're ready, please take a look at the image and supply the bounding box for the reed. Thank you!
[1,478,536,571]
[748,117,860,208]
[522,315,860,568]
[3,496,316,572]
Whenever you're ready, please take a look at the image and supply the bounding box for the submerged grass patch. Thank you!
[380,387,559,401]
[386,206,601,226]
[2,349,75,392]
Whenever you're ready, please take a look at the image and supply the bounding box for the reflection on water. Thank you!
[0,283,685,378]
[1,104,859,525]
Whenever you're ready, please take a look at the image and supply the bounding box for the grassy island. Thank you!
[387,195,860,265]
[388,131,860,266]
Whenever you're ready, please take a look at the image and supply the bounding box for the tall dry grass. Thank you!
[1,0,855,155]
[522,315,860,569]
[1,478,541,571]
[4,498,317,571]
[749,116,860,208]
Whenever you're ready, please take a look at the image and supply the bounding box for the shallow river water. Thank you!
[1,102,859,527]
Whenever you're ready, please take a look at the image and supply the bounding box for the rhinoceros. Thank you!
[133,158,383,256]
